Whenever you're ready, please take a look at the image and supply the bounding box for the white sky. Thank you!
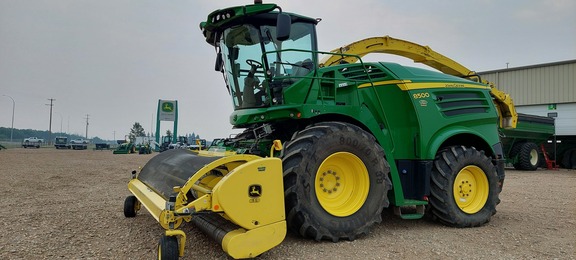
[1,0,575,141]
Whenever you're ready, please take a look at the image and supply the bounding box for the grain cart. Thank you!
[124,2,505,259]
[500,114,555,170]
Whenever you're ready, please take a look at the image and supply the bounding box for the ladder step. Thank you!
[393,204,426,220]
[398,213,424,220]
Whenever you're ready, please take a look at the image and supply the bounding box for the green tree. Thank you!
[129,122,146,142]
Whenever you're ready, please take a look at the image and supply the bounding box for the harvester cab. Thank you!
[201,2,318,110]
[125,1,506,259]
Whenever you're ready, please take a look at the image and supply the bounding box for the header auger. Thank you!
[124,1,505,259]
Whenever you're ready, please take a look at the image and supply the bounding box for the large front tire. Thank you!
[282,122,390,242]
[429,146,499,227]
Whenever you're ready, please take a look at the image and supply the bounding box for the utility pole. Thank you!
[84,114,90,139]
[2,95,15,143]
[46,98,55,145]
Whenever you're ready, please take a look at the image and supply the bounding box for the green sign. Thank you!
[548,104,557,110]
[162,102,174,112]
[155,99,178,147]
[159,100,176,121]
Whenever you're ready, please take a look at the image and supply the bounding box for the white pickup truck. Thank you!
[70,139,89,150]
[22,137,43,148]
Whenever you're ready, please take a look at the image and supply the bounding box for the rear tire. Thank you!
[561,148,576,169]
[123,195,139,217]
[282,122,390,242]
[512,142,540,171]
[570,150,576,169]
[158,235,179,260]
[429,146,499,227]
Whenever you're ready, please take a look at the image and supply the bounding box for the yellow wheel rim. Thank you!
[453,165,489,214]
[135,200,141,212]
[530,148,538,166]
[315,152,369,217]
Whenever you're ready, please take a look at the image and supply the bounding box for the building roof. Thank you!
[479,59,576,74]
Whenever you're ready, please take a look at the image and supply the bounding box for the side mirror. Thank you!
[276,13,291,41]
[215,52,223,71]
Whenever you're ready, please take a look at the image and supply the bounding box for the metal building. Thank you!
[479,60,576,136]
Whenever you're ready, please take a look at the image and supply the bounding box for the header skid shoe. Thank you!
[126,149,286,259]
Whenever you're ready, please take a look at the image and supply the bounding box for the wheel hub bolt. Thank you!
[319,170,343,193]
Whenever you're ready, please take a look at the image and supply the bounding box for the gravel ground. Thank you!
[1,148,575,259]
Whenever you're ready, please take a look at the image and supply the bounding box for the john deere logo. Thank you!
[162,102,174,112]
[248,185,262,198]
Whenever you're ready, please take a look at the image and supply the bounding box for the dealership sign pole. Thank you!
[155,100,178,146]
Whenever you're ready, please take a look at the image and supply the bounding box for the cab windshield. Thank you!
[219,22,315,109]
